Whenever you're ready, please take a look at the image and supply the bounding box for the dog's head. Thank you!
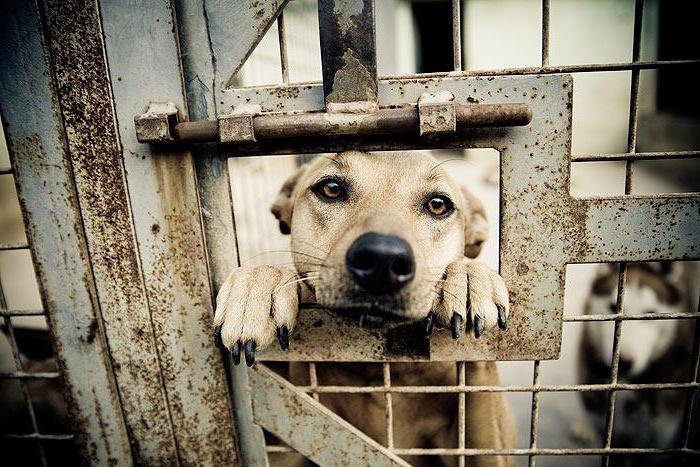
[271,151,488,323]
[584,262,688,378]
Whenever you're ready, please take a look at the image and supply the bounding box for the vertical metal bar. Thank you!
[603,6,643,462]
[0,1,133,463]
[452,0,462,71]
[681,296,700,466]
[99,0,238,463]
[528,361,541,467]
[383,363,394,449]
[541,0,550,67]
[457,362,466,467]
[625,0,644,190]
[0,279,47,466]
[42,0,181,462]
[309,362,320,402]
[278,11,290,83]
[176,1,271,463]
[318,0,378,112]
[602,265,628,467]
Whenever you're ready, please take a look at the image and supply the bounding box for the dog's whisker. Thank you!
[248,249,327,263]
[274,275,321,294]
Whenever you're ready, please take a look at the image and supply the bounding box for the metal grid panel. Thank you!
[252,0,700,464]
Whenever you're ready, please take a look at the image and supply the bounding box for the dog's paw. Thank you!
[430,260,509,339]
[213,266,300,366]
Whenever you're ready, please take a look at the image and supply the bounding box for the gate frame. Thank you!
[1,0,699,465]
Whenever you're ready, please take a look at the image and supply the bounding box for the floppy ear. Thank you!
[461,187,489,258]
[270,165,307,235]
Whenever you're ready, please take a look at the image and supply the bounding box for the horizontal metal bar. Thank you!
[0,242,29,251]
[389,447,700,457]
[0,167,12,175]
[572,150,700,162]
[0,433,74,441]
[574,194,700,263]
[564,312,700,322]
[168,104,532,144]
[291,381,700,394]
[0,372,61,379]
[0,309,44,317]
[381,59,700,80]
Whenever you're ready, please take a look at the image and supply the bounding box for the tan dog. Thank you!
[214,151,514,466]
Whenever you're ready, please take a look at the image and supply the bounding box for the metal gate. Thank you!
[0,0,698,465]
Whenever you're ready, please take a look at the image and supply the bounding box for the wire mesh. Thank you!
[261,0,700,464]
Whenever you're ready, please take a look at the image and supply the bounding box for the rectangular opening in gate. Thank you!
[226,148,508,362]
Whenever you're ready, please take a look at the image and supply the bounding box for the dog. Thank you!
[578,262,698,466]
[214,150,515,466]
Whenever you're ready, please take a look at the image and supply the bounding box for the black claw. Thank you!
[244,339,256,367]
[451,313,463,340]
[497,304,507,331]
[277,325,290,351]
[214,325,223,350]
[474,314,485,338]
[424,312,435,338]
[230,341,241,365]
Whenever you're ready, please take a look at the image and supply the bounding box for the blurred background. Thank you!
[1,0,699,465]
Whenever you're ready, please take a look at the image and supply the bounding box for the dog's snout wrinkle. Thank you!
[345,232,415,294]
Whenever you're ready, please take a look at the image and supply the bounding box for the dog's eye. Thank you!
[425,195,454,217]
[312,178,347,201]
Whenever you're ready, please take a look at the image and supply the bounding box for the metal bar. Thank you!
[457,362,465,467]
[0,242,29,251]
[44,0,181,461]
[382,59,700,79]
[0,309,46,317]
[100,0,238,463]
[165,103,532,144]
[0,372,62,379]
[0,167,12,175]
[318,0,378,112]
[681,296,700,454]
[601,264,629,467]
[174,0,268,463]
[387,447,700,456]
[290,382,700,394]
[541,0,550,67]
[249,364,410,466]
[0,278,47,466]
[528,361,541,467]
[383,363,394,449]
[309,362,320,402]
[0,434,74,441]
[574,195,700,264]
[452,0,462,71]
[0,1,133,463]
[572,150,700,162]
[565,312,700,322]
[278,11,290,83]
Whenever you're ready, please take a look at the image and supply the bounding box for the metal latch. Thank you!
[134,100,532,146]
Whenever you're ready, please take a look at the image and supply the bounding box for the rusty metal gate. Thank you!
[0,0,698,465]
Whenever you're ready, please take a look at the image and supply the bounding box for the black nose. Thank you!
[618,354,633,376]
[345,233,415,294]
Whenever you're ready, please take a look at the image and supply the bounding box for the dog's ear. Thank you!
[461,187,488,258]
[270,165,308,235]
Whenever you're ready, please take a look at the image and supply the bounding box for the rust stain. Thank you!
[44,0,179,463]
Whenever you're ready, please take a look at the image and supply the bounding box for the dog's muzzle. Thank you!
[345,232,415,294]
